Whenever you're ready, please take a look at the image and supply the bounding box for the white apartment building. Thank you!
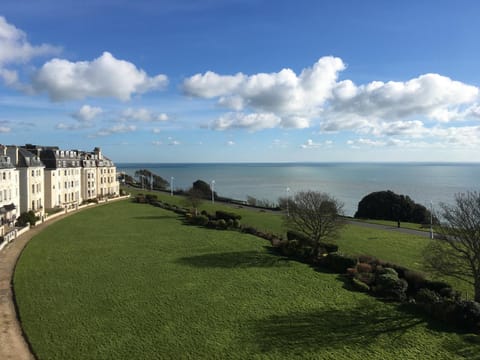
[0,145,19,242]
[94,147,119,198]
[7,146,45,216]
[80,152,98,200]
[24,145,82,210]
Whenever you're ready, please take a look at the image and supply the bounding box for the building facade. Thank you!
[24,145,83,210]
[7,146,45,216]
[0,145,20,242]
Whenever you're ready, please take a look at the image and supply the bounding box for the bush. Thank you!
[215,210,241,221]
[403,270,427,293]
[357,255,378,264]
[242,226,258,235]
[145,194,158,204]
[16,211,38,227]
[352,278,370,293]
[374,269,408,301]
[217,219,228,229]
[422,280,452,293]
[318,242,339,254]
[355,272,376,286]
[321,252,357,273]
[286,230,311,244]
[356,263,373,273]
[190,215,209,226]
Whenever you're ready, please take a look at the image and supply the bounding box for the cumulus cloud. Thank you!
[211,112,282,131]
[184,56,480,143]
[152,140,163,146]
[0,125,11,133]
[300,139,333,149]
[31,52,168,101]
[120,108,169,122]
[325,74,478,127]
[185,56,345,131]
[0,16,60,89]
[0,16,61,66]
[90,124,136,137]
[72,105,103,122]
[226,140,235,146]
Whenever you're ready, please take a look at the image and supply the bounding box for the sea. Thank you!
[117,163,480,217]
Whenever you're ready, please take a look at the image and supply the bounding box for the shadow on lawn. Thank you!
[249,299,427,353]
[132,215,175,220]
[177,250,291,269]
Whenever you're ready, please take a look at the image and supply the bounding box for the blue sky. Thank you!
[1,0,480,163]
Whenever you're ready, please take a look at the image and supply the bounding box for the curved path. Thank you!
[0,198,128,360]
[0,213,76,360]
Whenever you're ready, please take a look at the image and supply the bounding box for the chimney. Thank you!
[0,144,6,156]
[94,147,102,159]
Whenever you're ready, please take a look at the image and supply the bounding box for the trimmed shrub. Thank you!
[318,242,339,254]
[374,269,408,301]
[422,280,452,293]
[286,230,311,244]
[358,255,377,265]
[145,194,158,203]
[190,215,209,226]
[217,219,228,229]
[233,219,241,228]
[355,272,376,286]
[16,211,38,227]
[215,210,241,221]
[352,278,370,293]
[242,226,258,235]
[321,252,357,273]
[356,263,373,273]
[403,270,427,293]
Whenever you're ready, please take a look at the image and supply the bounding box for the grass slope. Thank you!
[14,200,480,359]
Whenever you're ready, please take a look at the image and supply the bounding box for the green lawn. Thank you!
[14,200,480,359]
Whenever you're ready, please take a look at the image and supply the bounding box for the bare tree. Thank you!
[285,190,344,254]
[423,191,480,302]
[184,188,204,216]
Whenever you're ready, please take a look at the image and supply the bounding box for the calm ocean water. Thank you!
[117,163,480,216]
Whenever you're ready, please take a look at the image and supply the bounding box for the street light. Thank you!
[170,177,174,196]
[286,187,290,217]
[211,180,215,204]
[150,174,153,191]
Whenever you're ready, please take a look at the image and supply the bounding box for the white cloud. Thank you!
[184,56,345,131]
[0,16,61,66]
[120,108,169,122]
[72,105,103,122]
[184,56,480,142]
[226,140,235,146]
[0,126,11,133]
[152,128,161,134]
[300,139,333,149]
[90,124,136,137]
[32,52,168,101]
[211,112,282,131]
[56,122,94,131]
[324,73,479,131]
[152,140,163,146]
[169,140,180,146]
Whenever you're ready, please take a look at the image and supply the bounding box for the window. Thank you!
[32,170,34,177]
[32,184,35,194]
[32,201,35,210]
[2,172,5,180]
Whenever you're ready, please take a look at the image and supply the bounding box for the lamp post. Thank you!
[170,177,174,196]
[211,180,215,204]
[150,174,153,191]
[286,187,290,217]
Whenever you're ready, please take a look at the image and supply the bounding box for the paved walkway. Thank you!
[344,219,433,238]
[0,212,76,360]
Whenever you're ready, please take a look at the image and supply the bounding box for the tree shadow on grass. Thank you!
[177,250,291,269]
[249,299,425,354]
[441,334,480,360]
[132,215,175,220]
